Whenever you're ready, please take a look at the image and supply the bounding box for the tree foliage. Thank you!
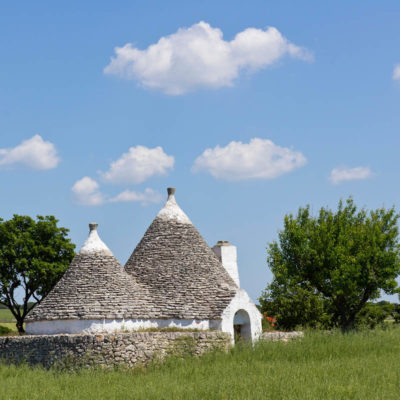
[0,215,75,332]
[259,280,331,331]
[259,198,400,331]
[355,301,394,329]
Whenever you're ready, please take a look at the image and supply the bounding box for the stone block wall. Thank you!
[0,331,230,369]
[261,331,303,341]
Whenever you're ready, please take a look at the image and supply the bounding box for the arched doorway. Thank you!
[233,309,251,343]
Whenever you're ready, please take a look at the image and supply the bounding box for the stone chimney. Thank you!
[212,240,240,287]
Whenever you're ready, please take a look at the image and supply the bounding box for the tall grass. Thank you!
[2,327,400,399]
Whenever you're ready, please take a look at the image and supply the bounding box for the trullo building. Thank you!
[26,188,262,342]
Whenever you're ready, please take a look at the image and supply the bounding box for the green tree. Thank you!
[355,301,394,329]
[0,215,75,333]
[392,303,400,323]
[260,198,400,331]
[259,279,332,331]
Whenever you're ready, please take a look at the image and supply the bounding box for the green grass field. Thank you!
[2,327,400,399]
[0,308,15,323]
[0,308,17,334]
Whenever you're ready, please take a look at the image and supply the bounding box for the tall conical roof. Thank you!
[27,223,153,322]
[125,188,238,320]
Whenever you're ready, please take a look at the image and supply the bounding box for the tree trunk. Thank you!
[16,318,25,334]
[340,315,356,332]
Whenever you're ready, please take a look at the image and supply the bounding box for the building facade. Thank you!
[26,188,262,343]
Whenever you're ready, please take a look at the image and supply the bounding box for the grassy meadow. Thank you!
[0,308,15,323]
[0,308,17,334]
[2,327,400,399]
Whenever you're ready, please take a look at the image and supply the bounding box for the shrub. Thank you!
[0,325,12,336]
[355,301,394,329]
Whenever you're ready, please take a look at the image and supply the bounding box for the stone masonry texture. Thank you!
[261,331,304,341]
[28,212,238,323]
[125,217,238,320]
[0,331,231,369]
[26,252,154,322]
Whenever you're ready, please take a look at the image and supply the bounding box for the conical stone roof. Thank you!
[27,223,153,322]
[125,188,238,320]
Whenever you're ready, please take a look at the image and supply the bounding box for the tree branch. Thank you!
[3,291,19,320]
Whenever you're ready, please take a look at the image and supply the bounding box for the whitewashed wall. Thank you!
[26,318,218,335]
[212,243,240,287]
[26,293,262,342]
[218,289,262,343]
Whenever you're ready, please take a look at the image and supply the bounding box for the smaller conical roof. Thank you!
[27,223,152,322]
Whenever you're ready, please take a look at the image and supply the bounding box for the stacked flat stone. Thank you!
[125,188,238,320]
[26,223,154,322]
[0,332,231,368]
[27,188,238,325]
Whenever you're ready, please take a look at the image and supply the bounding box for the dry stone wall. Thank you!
[0,331,230,369]
[261,331,303,341]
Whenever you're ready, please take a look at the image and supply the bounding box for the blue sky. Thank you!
[1,1,400,302]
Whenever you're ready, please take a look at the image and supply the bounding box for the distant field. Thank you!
[2,327,400,399]
[0,308,15,323]
[0,309,17,333]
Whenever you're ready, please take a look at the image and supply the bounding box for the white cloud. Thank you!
[192,138,307,181]
[0,135,60,170]
[104,21,313,95]
[393,64,400,80]
[71,177,104,206]
[71,176,163,207]
[101,145,174,185]
[329,166,373,185]
[110,188,163,205]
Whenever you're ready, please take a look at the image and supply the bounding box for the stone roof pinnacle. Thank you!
[156,187,191,224]
[79,223,113,255]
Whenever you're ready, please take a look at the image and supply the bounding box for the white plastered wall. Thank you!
[212,243,240,287]
[25,295,262,340]
[25,318,217,335]
[216,289,262,344]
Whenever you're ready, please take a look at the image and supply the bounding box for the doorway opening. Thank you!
[233,309,251,344]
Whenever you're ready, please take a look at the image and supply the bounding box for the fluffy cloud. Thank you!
[192,138,307,181]
[104,21,312,95]
[71,177,163,207]
[0,135,60,170]
[101,145,174,185]
[71,177,104,206]
[393,64,400,80]
[329,166,373,185]
[109,188,163,205]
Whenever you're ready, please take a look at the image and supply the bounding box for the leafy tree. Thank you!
[260,198,400,331]
[0,215,75,333]
[375,300,396,318]
[259,279,332,331]
[392,303,400,323]
[355,301,394,329]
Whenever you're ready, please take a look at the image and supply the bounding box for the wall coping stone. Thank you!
[261,331,303,341]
